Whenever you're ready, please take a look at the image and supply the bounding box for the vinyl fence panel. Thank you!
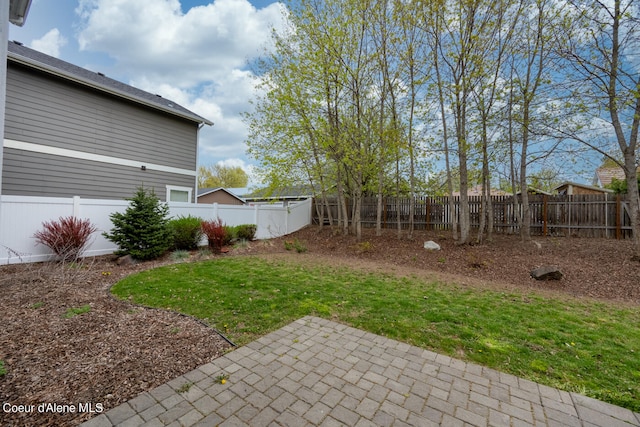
[0,195,312,264]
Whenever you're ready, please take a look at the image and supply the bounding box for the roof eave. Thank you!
[7,52,214,126]
[9,0,32,26]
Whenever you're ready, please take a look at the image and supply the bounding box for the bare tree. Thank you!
[560,0,640,259]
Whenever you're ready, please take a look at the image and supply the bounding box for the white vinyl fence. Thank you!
[0,195,312,264]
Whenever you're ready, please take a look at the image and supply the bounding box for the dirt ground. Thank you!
[1,226,638,426]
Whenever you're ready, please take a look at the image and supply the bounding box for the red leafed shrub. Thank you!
[33,216,97,262]
[201,218,226,253]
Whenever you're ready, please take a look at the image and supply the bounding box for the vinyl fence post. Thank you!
[284,203,289,234]
[254,204,259,227]
[73,196,81,218]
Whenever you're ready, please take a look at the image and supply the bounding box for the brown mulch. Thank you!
[1,226,639,426]
[276,226,640,304]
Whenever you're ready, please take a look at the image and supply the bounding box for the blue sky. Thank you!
[9,0,288,185]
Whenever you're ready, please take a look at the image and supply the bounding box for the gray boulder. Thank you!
[116,254,135,266]
[530,265,563,281]
[423,241,441,251]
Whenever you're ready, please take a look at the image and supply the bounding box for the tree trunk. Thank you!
[625,157,640,260]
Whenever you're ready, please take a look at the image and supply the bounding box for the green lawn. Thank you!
[111,256,640,411]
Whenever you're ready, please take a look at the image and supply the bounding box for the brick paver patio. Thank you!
[80,316,640,426]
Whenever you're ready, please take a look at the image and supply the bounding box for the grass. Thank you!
[111,257,640,411]
[0,360,6,376]
[63,305,91,319]
[176,382,193,393]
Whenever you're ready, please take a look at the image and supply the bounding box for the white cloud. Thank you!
[30,28,67,58]
[76,0,286,87]
[74,0,287,169]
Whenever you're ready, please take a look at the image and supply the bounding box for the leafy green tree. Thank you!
[528,168,563,193]
[198,164,248,188]
[607,177,640,195]
[103,187,171,260]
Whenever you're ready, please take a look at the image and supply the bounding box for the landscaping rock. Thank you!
[530,265,563,281]
[116,254,135,266]
[424,241,441,251]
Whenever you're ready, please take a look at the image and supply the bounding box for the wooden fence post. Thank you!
[616,194,621,240]
[426,198,430,231]
[543,195,548,236]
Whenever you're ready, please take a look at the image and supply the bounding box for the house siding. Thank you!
[3,63,198,200]
[2,149,194,201]
[198,191,245,205]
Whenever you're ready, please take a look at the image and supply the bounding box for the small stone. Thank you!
[116,254,135,266]
[424,241,441,251]
[530,265,563,281]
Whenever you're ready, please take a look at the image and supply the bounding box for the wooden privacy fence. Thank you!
[314,194,633,239]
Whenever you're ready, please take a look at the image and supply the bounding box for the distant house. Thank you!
[2,41,212,202]
[594,166,640,188]
[554,181,613,196]
[197,188,246,205]
[244,184,316,207]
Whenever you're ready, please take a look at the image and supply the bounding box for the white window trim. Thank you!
[166,185,193,203]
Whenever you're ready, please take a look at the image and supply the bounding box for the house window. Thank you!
[166,186,192,203]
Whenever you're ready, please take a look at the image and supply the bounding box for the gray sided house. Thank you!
[2,41,212,202]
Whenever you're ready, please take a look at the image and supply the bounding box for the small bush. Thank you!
[170,250,191,262]
[197,247,212,258]
[103,187,171,260]
[201,218,226,253]
[222,225,235,246]
[169,215,203,250]
[33,216,97,262]
[235,224,257,241]
[284,238,307,253]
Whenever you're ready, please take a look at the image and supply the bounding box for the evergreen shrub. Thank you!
[103,187,171,260]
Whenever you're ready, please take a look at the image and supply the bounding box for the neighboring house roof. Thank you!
[594,167,625,188]
[452,184,510,197]
[516,187,555,196]
[246,184,323,200]
[594,166,640,188]
[554,181,613,194]
[197,187,246,203]
[7,40,213,126]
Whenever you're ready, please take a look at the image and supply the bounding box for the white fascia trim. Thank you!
[4,139,196,177]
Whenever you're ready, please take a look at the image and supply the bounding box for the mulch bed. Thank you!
[1,226,638,426]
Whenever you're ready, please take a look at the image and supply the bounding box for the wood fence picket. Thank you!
[314,194,632,238]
